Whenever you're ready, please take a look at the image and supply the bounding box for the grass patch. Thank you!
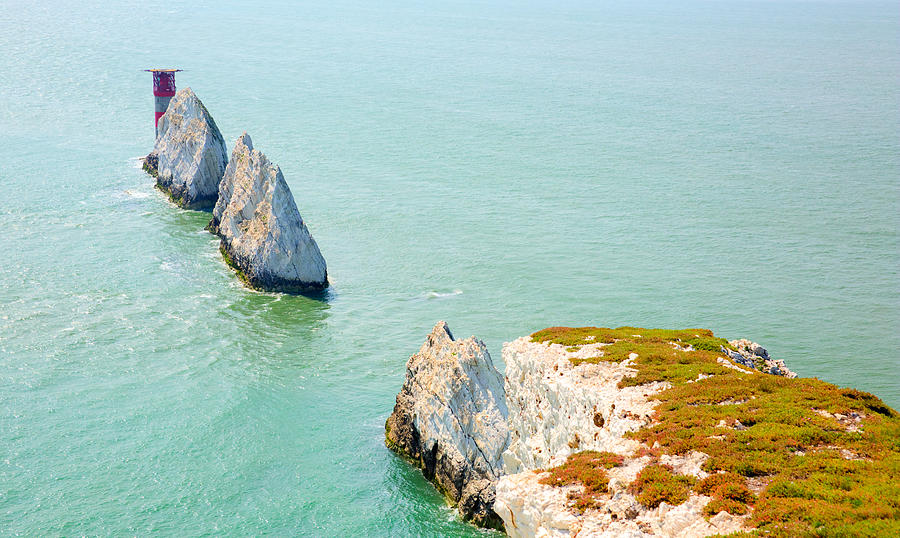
[698,474,756,517]
[532,326,735,373]
[530,325,900,535]
[696,472,745,496]
[539,451,624,512]
[705,497,751,517]
[532,326,729,349]
[628,464,696,508]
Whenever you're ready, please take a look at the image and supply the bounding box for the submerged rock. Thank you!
[385,321,509,529]
[208,133,327,293]
[143,87,228,209]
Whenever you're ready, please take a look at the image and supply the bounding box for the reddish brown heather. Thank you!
[538,451,624,512]
[628,464,697,508]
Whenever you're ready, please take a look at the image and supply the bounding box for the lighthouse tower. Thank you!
[144,68,182,136]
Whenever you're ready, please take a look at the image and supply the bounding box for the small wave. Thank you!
[124,189,151,199]
[425,289,463,299]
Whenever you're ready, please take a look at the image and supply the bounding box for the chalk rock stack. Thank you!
[208,133,328,293]
[385,321,509,529]
[143,87,228,209]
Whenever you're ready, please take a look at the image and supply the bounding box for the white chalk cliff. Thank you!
[385,321,509,529]
[208,133,327,292]
[386,329,800,537]
[144,87,228,209]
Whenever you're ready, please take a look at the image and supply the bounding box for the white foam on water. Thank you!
[424,289,463,299]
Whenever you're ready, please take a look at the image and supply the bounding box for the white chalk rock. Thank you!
[501,337,669,474]
[494,471,581,538]
[209,132,327,292]
[385,321,509,528]
[145,87,228,209]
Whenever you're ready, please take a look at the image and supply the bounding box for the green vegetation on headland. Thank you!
[533,326,733,355]
[531,326,900,536]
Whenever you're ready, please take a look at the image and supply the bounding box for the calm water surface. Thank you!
[1,0,898,535]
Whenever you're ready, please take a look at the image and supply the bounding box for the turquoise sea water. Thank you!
[1,0,898,535]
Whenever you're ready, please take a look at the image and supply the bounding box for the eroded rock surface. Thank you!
[144,87,227,209]
[208,133,327,293]
[501,337,669,475]
[385,321,509,529]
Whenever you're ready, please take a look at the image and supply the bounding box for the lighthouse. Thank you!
[144,68,182,137]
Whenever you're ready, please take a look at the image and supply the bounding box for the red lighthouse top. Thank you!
[144,68,182,97]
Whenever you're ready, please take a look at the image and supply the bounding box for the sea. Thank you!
[1,0,897,535]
